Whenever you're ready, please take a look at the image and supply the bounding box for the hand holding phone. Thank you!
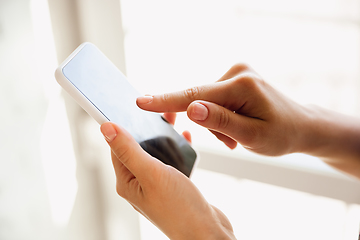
[100,121,235,240]
[55,43,236,240]
[55,42,198,177]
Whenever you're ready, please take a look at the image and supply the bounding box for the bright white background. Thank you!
[120,0,360,239]
[0,0,360,239]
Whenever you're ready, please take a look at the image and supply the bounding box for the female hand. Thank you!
[136,64,309,156]
[136,64,360,178]
[100,118,236,240]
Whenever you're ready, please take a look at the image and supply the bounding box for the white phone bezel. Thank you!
[55,42,199,177]
[55,42,109,125]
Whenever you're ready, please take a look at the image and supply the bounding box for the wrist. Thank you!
[197,206,236,240]
[296,104,360,158]
[191,225,235,240]
[167,204,236,240]
[281,103,317,155]
[296,104,334,156]
[194,222,236,240]
[167,220,235,240]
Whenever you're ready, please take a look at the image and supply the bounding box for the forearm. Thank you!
[168,224,236,240]
[299,105,360,179]
[136,63,360,179]
[162,204,237,240]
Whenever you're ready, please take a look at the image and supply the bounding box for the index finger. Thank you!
[136,81,232,113]
[136,64,257,113]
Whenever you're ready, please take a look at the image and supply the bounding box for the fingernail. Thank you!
[190,102,208,121]
[101,123,117,142]
[137,95,153,104]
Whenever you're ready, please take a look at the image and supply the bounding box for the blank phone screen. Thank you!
[61,44,196,177]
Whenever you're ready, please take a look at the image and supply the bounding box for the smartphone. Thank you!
[55,42,198,177]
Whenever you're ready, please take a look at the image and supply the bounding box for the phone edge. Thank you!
[54,42,109,125]
[54,42,200,178]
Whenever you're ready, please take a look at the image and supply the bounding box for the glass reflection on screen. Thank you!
[62,44,196,177]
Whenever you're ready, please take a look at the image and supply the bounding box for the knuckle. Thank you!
[161,93,170,102]
[113,144,132,166]
[230,63,250,74]
[216,108,230,130]
[233,74,260,91]
[183,86,201,101]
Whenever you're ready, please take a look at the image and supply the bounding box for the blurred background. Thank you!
[1,0,360,239]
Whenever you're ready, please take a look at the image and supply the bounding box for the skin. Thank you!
[136,64,360,179]
[101,114,236,240]
[101,63,360,239]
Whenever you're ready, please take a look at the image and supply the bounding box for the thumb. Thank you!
[100,122,160,181]
[187,101,262,146]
